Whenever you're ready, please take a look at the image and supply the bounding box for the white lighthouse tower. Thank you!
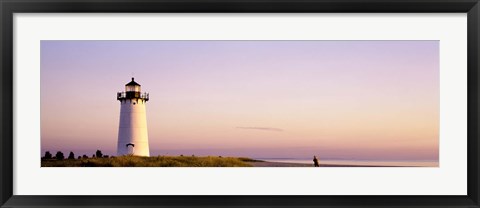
[117,77,150,156]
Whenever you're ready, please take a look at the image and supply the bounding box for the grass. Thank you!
[41,155,258,167]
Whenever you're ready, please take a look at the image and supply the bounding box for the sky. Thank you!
[41,40,439,160]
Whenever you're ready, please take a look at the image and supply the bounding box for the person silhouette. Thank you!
[313,156,319,167]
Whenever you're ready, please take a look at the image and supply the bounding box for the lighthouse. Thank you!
[117,77,150,156]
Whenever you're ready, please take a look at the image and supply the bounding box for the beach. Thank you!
[249,161,435,167]
[249,161,313,167]
[248,161,399,167]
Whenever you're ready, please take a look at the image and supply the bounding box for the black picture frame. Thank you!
[1,0,479,207]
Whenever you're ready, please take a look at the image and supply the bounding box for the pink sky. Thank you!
[41,41,439,160]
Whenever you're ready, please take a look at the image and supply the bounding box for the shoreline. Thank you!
[40,155,437,167]
[248,161,429,167]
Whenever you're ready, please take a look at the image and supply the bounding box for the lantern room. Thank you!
[125,77,141,92]
[117,77,149,102]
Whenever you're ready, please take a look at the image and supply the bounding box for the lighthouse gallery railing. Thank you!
[117,92,149,101]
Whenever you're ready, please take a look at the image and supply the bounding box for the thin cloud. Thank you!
[236,127,283,132]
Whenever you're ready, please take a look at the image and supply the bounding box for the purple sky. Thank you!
[41,40,439,160]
